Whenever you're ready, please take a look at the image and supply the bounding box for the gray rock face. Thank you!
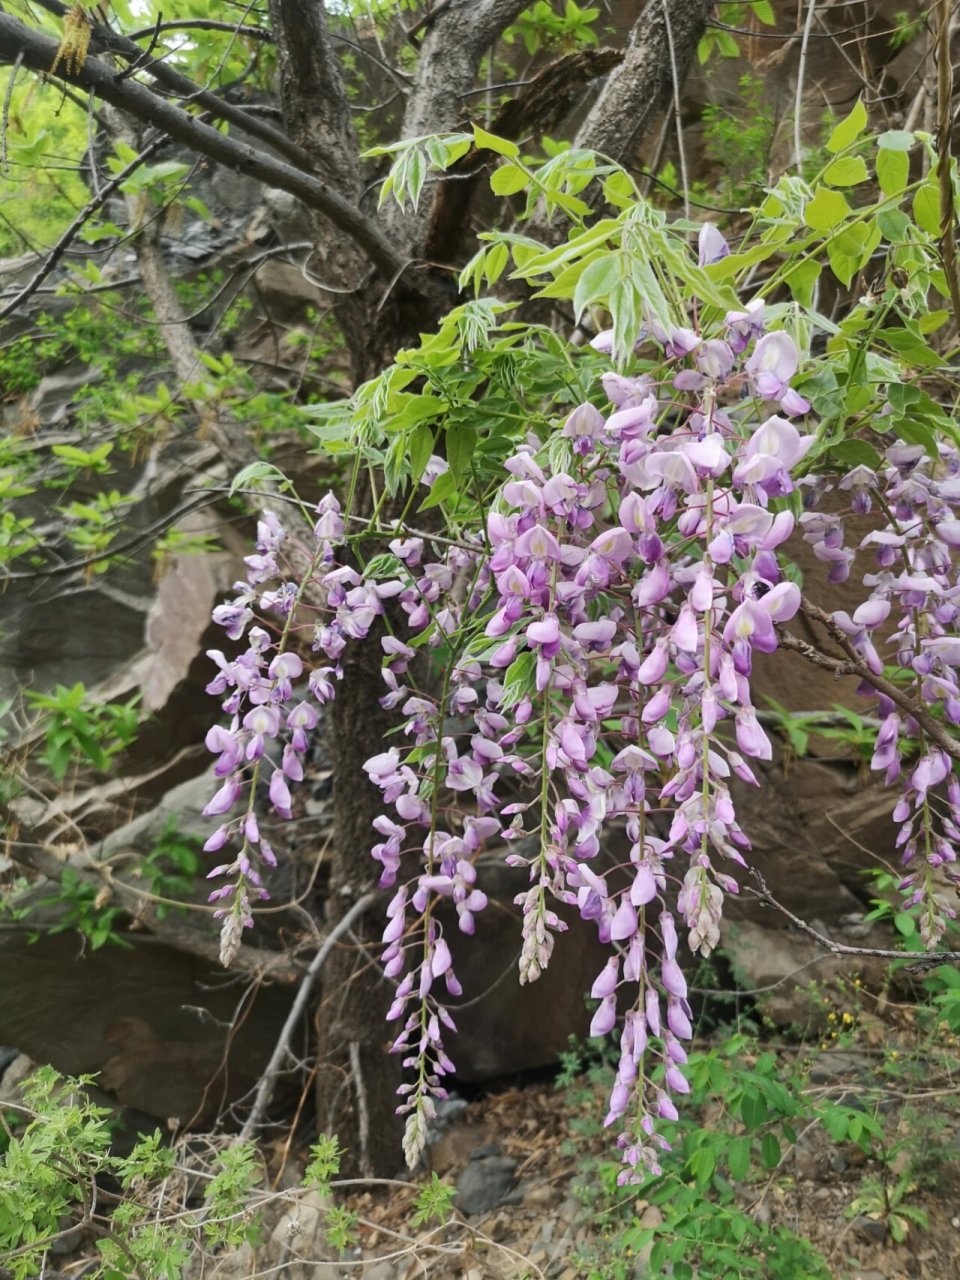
[455,1146,518,1216]
[0,928,296,1128]
[0,584,147,706]
[719,915,892,1029]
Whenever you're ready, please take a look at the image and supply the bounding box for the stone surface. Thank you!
[726,751,894,930]
[808,1050,875,1083]
[429,1124,486,1175]
[455,1152,518,1216]
[0,1051,34,1101]
[97,768,219,859]
[0,583,147,706]
[132,510,238,712]
[0,927,296,1127]
[851,1214,889,1244]
[361,1263,398,1280]
[721,918,891,1030]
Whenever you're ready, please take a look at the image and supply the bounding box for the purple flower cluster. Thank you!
[805,439,960,945]
[201,224,960,1176]
[202,502,355,963]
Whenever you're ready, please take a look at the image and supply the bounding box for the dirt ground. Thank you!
[315,1040,960,1280]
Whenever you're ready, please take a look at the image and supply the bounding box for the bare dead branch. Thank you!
[748,868,960,968]
[238,891,376,1141]
[0,492,219,582]
[661,0,690,218]
[778,599,960,762]
[404,0,454,46]
[794,0,819,172]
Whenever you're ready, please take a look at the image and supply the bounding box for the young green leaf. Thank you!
[472,125,519,158]
[803,186,852,232]
[826,99,867,154]
[490,163,529,196]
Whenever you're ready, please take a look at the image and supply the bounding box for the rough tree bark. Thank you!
[0,0,713,1176]
[574,0,711,162]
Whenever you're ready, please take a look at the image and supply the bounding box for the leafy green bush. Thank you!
[0,1070,459,1279]
[24,683,140,781]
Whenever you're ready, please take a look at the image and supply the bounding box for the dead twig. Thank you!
[238,891,376,1142]
[780,599,960,762]
[748,868,960,969]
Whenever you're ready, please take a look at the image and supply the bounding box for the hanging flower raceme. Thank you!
[819,435,960,944]
[200,252,960,1178]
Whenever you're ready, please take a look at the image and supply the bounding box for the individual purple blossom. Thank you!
[698,223,729,266]
[212,596,254,640]
[734,415,813,496]
[745,332,810,416]
[562,403,605,454]
[724,298,764,352]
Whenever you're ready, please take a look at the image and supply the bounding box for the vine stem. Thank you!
[936,0,960,332]
[782,598,960,762]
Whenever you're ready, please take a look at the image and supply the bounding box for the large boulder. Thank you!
[0,927,297,1127]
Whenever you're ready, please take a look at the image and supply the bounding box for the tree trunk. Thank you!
[314,626,407,1176]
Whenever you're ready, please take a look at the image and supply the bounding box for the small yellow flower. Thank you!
[50,4,92,79]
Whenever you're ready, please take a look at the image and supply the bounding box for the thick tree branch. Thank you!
[423,47,623,263]
[267,0,361,197]
[385,0,530,252]
[573,0,711,163]
[400,0,530,141]
[27,0,311,170]
[0,13,413,285]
